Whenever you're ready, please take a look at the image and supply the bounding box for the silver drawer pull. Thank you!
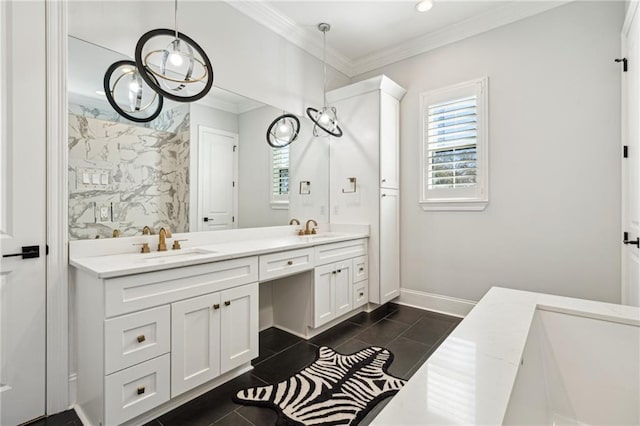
[137,335,146,343]
[213,304,220,310]
[224,301,231,306]
[287,260,293,265]
[137,386,145,395]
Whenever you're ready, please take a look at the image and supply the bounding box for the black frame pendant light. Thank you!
[134,0,213,103]
[306,23,343,138]
[103,59,164,123]
[266,113,300,148]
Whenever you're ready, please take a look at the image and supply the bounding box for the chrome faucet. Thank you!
[158,227,172,251]
[304,219,318,235]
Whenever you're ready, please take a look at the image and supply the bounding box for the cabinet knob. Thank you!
[359,292,364,297]
[381,193,387,197]
[287,260,293,266]
[224,301,231,306]
[137,386,145,395]
[213,304,220,310]
[136,335,146,343]
[332,271,336,274]
[381,178,386,183]
[359,267,364,272]
[337,269,342,273]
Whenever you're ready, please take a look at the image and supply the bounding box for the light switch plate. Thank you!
[94,202,113,223]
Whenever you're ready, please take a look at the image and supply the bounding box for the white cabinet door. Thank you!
[313,264,335,327]
[171,292,221,397]
[220,283,258,374]
[380,189,400,303]
[380,92,400,189]
[334,260,352,317]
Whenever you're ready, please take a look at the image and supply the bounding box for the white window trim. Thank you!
[270,145,290,210]
[419,77,489,211]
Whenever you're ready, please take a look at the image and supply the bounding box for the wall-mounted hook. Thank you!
[342,177,357,193]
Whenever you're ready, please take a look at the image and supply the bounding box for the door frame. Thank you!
[195,125,239,231]
[45,0,70,415]
[622,1,639,305]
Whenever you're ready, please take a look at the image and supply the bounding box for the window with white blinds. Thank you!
[271,145,290,207]
[420,78,488,211]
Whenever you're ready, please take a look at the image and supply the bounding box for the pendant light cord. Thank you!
[323,29,327,107]
[174,0,179,40]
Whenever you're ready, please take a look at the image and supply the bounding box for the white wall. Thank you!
[68,1,350,115]
[353,1,625,304]
[237,105,290,228]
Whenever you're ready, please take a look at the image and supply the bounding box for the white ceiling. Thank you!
[228,0,571,77]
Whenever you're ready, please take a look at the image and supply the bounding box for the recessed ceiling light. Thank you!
[96,90,106,96]
[415,0,433,12]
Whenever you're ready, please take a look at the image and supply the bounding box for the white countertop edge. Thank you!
[371,287,640,425]
[70,231,369,279]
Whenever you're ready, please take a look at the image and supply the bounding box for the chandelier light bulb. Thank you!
[168,51,183,67]
[129,81,140,92]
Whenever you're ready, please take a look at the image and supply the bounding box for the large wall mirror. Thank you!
[68,35,329,239]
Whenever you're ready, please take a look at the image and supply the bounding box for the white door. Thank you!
[170,292,221,397]
[334,260,352,317]
[0,1,47,424]
[380,91,400,189]
[220,283,258,374]
[622,6,640,307]
[380,189,400,304]
[198,126,238,231]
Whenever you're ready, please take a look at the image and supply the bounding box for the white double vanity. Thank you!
[71,226,370,425]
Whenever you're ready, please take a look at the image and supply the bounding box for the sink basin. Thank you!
[141,248,218,263]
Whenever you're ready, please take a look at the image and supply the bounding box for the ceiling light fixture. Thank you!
[103,59,164,123]
[415,0,434,12]
[266,113,300,148]
[306,23,343,138]
[134,0,213,103]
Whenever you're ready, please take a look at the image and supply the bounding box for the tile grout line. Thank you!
[234,409,258,426]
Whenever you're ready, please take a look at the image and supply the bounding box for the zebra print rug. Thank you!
[234,346,406,425]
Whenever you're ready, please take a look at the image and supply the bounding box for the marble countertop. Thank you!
[371,287,640,425]
[70,227,369,279]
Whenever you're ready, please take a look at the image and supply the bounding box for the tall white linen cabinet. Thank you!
[327,75,406,305]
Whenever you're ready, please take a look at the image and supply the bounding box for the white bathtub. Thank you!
[504,307,639,425]
[371,287,640,425]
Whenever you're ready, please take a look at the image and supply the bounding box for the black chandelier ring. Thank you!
[103,60,164,123]
[266,113,301,148]
[135,28,214,103]
[306,107,343,137]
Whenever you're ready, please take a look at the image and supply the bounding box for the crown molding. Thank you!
[349,0,572,76]
[226,0,571,78]
[226,0,353,76]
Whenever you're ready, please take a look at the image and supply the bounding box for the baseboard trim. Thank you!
[397,289,476,318]
[68,373,77,406]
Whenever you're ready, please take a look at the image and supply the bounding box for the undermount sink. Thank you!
[141,248,218,263]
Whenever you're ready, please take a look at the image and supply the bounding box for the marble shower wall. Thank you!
[68,108,190,240]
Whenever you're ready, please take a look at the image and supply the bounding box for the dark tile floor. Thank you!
[32,303,461,426]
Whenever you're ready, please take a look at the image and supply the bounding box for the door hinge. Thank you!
[232,181,235,187]
[46,245,49,255]
[232,216,235,223]
[624,231,629,241]
[624,145,629,158]
[615,58,628,72]
[233,145,237,152]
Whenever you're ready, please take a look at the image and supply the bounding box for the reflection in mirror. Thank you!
[68,36,329,240]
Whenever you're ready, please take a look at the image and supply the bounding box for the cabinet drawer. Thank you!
[353,256,368,283]
[353,280,369,309]
[259,248,314,282]
[314,239,367,266]
[104,306,170,375]
[105,354,170,426]
[105,257,258,317]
